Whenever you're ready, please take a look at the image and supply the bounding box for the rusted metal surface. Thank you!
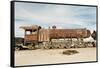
[24,34,37,41]
[20,25,91,43]
[49,29,91,39]
[20,25,39,30]
[39,29,50,42]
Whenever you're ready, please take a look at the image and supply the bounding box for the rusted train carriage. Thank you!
[20,25,91,49]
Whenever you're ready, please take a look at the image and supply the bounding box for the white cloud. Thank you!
[15,2,96,37]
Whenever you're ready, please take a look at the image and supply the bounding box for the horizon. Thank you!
[15,2,97,37]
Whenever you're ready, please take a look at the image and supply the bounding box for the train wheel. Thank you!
[49,46,53,49]
[59,44,62,49]
[65,44,71,49]
[42,46,46,49]
[92,42,96,47]
[15,47,20,51]
[54,45,59,49]
[43,45,49,49]
[73,44,78,48]
[64,46,67,49]
[28,45,35,50]
[66,45,71,49]
[41,45,45,49]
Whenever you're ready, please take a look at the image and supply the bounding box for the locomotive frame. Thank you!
[20,25,93,49]
[10,1,98,67]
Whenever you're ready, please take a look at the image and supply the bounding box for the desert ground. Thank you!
[15,47,97,66]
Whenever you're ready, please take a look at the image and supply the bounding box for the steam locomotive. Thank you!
[15,25,96,50]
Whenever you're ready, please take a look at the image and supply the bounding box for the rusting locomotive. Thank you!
[17,25,95,50]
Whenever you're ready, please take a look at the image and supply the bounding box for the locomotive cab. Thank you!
[20,25,40,49]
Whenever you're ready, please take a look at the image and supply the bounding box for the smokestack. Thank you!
[52,25,56,29]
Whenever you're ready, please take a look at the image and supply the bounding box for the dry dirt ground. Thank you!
[15,47,97,66]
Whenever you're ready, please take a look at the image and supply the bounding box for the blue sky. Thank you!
[15,2,96,37]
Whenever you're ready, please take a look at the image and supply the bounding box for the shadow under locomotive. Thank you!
[15,25,96,51]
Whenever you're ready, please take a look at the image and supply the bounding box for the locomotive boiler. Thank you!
[19,25,93,49]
